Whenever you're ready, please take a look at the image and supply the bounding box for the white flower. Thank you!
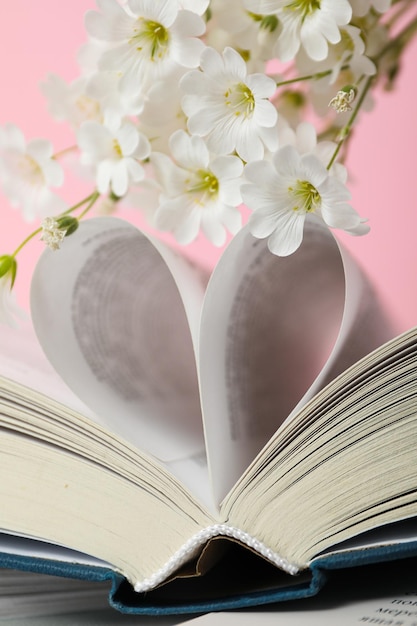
[85,0,206,99]
[176,0,209,14]
[77,119,151,196]
[309,73,374,127]
[181,46,278,162]
[41,74,104,129]
[86,71,145,128]
[0,276,26,327]
[0,124,66,221]
[40,217,67,251]
[76,34,110,75]
[296,25,376,90]
[242,144,367,256]
[151,130,243,246]
[350,0,391,17]
[272,90,307,129]
[123,177,162,223]
[138,69,188,153]
[329,88,356,113]
[0,257,26,327]
[60,40,142,129]
[244,0,352,62]
[205,0,278,70]
[278,121,348,182]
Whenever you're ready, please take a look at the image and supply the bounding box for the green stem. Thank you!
[78,190,100,219]
[275,62,352,88]
[11,190,100,258]
[373,12,417,63]
[61,191,100,216]
[326,9,417,171]
[53,145,78,160]
[11,228,43,257]
[386,0,416,28]
[276,68,334,87]
[326,75,374,171]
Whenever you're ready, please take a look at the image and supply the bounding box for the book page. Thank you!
[222,326,417,569]
[0,533,111,568]
[0,310,214,507]
[0,568,110,620]
[199,217,396,504]
[30,217,207,465]
[0,321,98,419]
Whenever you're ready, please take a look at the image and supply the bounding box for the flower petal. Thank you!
[266,211,306,256]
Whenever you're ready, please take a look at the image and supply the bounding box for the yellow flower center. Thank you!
[285,0,321,18]
[112,139,123,158]
[288,180,321,213]
[340,29,355,54]
[247,12,279,32]
[224,83,255,118]
[75,95,102,122]
[187,170,219,205]
[130,18,170,61]
[18,155,44,185]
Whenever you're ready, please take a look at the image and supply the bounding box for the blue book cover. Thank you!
[2,539,417,615]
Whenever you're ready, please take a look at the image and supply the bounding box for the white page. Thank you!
[30,217,207,465]
[199,217,396,504]
[0,273,213,507]
[1,611,188,625]
[28,215,395,509]
[0,321,98,419]
[0,533,111,569]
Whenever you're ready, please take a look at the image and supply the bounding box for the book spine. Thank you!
[133,524,299,592]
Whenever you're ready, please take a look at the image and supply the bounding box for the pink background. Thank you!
[0,1,416,333]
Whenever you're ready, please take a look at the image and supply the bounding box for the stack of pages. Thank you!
[0,215,416,615]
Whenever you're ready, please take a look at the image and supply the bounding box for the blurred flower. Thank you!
[0,256,26,327]
[296,24,376,90]
[77,119,151,196]
[176,0,210,14]
[350,0,391,17]
[0,124,66,221]
[138,69,188,153]
[41,74,104,129]
[205,0,277,70]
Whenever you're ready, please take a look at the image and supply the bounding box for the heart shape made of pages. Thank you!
[30,216,390,501]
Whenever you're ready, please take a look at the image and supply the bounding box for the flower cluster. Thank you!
[0,0,416,324]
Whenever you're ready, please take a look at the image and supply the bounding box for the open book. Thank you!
[1,215,417,615]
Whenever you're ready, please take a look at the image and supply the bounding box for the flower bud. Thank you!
[0,255,17,288]
[261,15,279,32]
[328,86,357,113]
[40,216,79,251]
[56,216,79,236]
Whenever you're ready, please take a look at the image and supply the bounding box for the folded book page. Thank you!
[30,217,208,473]
[199,216,396,504]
